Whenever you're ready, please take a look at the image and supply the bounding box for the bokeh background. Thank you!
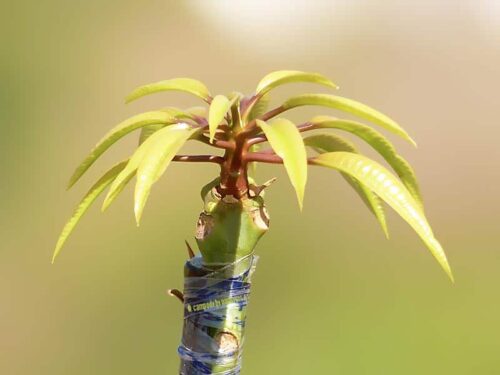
[2,1,499,374]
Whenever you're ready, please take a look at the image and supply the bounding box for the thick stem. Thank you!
[178,191,270,374]
[218,139,250,199]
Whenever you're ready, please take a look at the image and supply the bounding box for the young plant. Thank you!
[54,70,453,374]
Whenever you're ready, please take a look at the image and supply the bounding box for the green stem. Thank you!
[178,188,270,374]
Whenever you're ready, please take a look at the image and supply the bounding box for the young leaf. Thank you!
[134,124,196,225]
[102,132,161,211]
[208,95,232,142]
[200,177,220,202]
[312,152,453,281]
[311,116,423,207]
[256,70,338,96]
[247,93,270,122]
[304,134,389,237]
[186,106,208,118]
[52,160,128,263]
[161,106,200,120]
[139,124,165,145]
[248,143,261,178]
[138,106,208,145]
[282,94,416,146]
[68,111,177,188]
[256,118,307,210]
[126,77,211,103]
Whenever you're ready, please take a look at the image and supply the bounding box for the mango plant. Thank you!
[54,70,453,374]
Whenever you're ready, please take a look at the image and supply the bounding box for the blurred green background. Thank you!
[1,1,499,374]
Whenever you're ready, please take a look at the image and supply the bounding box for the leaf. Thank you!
[248,143,261,178]
[102,131,162,211]
[52,160,128,263]
[312,152,453,281]
[256,118,307,210]
[134,124,196,225]
[247,93,270,122]
[208,95,233,142]
[68,111,177,188]
[186,106,208,118]
[282,94,416,146]
[138,107,208,145]
[304,134,389,237]
[200,177,220,201]
[256,70,338,96]
[139,124,165,145]
[126,77,211,103]
[311,116,423,207]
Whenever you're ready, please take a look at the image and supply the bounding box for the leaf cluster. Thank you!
[53,70,452,281]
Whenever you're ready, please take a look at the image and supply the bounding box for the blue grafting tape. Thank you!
[178,254,258,375]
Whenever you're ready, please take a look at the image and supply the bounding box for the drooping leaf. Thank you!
[312,151,453,281]
[139,124,165,145]
[282,94,416,146]
[52,160,128,263]
[102,131,162,211]
[256,118,307,210]
[186,106,208,118]
[134,124,196,225]
[256,70,338,96]
[208,95,233,142]
[138,107,208,145]
[68,111,177,188]
[311,116,423,207]
[304,134,388,237]
[126,77,211,103]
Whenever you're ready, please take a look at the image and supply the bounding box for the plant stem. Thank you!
[173,155,224,164]
[178,192,269,374]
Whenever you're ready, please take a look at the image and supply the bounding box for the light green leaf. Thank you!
[282,94,416,146]
[311,116,423,207]
[312,152,453,281]
[208,95,233,142]
[256,70,338,96]
[186,106,208,118]
[138,107,208,145]
[257,118,307,210]
[304,134,388,237]
[248,143,261,178]
[102,131,161,211]
[126,77,211,103]
[134,124,196,225]
[200,177,220,202]
[139,124,165,145]
[68,111,177,188]
[247,93,270,122]
[52,160,128,263]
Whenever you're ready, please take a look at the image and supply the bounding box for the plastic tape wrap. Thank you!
[178,254,258,375]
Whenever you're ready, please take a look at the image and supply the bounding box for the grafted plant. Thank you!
[54,70,452,374]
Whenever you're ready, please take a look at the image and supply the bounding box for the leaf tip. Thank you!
[443,262,455,284]
[296,190,305,212]
[382,224,390,239]
[125,89,140,104]
[67,174,78,190]
[134,201,144,227]
[101,194,112,212]
[51,245,61,264]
